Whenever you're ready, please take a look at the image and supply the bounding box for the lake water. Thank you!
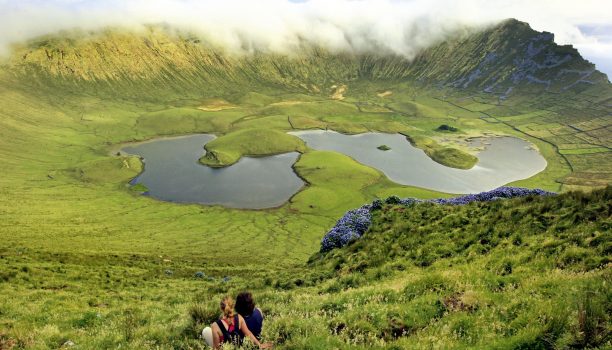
[122,134,304,209]
[290,130,547,194]
[122,131,547,209]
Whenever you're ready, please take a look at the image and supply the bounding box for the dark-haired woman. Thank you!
[235,291,264,340]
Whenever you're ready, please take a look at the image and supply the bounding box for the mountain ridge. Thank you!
[2,19,609,99]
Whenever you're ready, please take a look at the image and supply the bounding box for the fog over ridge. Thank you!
[0,0,479,58]
[1,0,611,75]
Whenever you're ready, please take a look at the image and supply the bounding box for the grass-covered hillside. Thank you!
[0,16,610,349]
[1,188,609,349]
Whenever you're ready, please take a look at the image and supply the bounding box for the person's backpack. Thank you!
[216,314,243,346]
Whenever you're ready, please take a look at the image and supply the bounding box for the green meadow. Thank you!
[0,25,610,349]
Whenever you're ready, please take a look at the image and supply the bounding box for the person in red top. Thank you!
[205,295,272,349]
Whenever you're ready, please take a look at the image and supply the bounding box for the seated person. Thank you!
[235,291,264,339]
[202,296,271,349]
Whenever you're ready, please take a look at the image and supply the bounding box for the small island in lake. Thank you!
[436,124,459,132]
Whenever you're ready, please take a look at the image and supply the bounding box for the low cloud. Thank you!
[0,0,611,74]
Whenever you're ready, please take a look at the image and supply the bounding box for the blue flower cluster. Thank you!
[320,187,554,252]
[320,206,372,252]
[426,186,554,205]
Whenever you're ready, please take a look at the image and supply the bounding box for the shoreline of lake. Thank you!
[119,130,548,208]
[290,130,547,194]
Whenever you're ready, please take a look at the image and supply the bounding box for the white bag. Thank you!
[201,326,214,348]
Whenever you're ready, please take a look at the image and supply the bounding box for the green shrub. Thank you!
[573,286,610,347]
[72,311,102,329]
[188,303,218,325]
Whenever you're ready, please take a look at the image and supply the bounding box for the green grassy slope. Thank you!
[296,187,611,349]
[406,19,610,93]
[1,187,609,349]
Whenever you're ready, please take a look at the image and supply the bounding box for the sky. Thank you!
[0,0,611,77]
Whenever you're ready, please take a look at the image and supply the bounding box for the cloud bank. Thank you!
[1,0,611,75]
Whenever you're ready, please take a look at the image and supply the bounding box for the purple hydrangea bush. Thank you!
[425,187,553,205]
[320,206,372,252]
[320,187,555,252]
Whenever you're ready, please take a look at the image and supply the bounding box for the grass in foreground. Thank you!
[1,188,609,349]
